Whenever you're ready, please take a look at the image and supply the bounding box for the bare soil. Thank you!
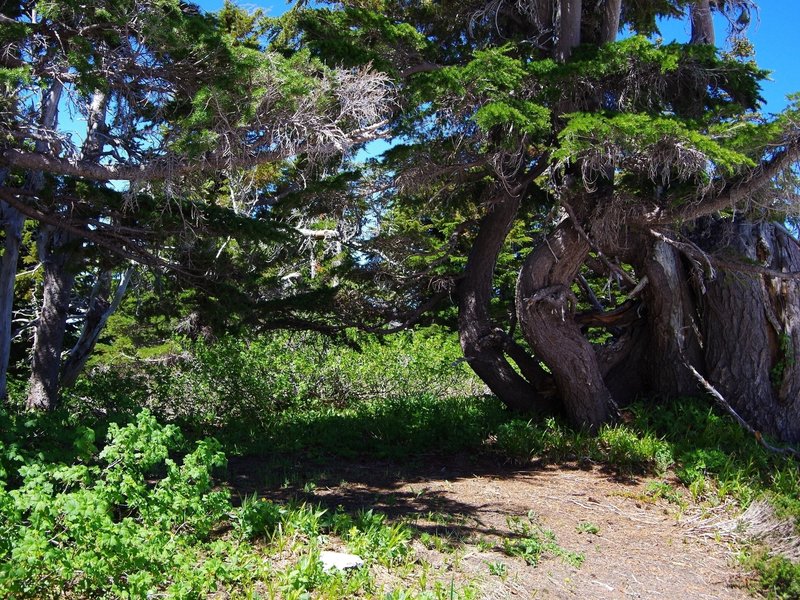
[225,454,752,599]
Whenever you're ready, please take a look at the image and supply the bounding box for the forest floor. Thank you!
[225,453,753,599]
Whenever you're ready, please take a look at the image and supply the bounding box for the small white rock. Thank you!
[319,550,364,573]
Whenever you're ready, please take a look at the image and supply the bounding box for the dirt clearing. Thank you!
[226,454,752,599]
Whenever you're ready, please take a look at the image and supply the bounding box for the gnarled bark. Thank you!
[1,81,62,402]
[458,195,555,413]
[697,220,800,442]
[639,238,705,397]
[516,220,614,430]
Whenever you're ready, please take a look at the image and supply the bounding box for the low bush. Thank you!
[60,329,484,436]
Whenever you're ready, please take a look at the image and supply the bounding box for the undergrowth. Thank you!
[4,328,800,598]
[0,409,481,599]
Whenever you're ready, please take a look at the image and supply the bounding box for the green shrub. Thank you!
[0,410,235,598]
[746,551,800,600]
[61,329,485,437]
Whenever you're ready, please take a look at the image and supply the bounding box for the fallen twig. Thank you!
[685,363,800,459]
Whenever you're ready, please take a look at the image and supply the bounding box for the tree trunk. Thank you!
[1,82,63,402]
[458,195,555,413]
[27,88,107,409]
[0,169,22,401]
[60,266,133,388]
[517,220,614,430]
[697,220,800,442]
[639,238,705,397]
[599,0,622,44]
[596,320,650,407]
[556,0,582,61]
[690,0,715,45]
[26,228,77,410]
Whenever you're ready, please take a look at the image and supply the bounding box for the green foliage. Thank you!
[0,410,235,598]
[65,329,486,447]
[0,407,483,598]
[503,513,584,568]
[331,508,413,567]
[555,111,755,179]
[576,522,600,535]
[494,416,673,474]
[771,333,796,386]
[230,494,282,539]
[745,551,800,600]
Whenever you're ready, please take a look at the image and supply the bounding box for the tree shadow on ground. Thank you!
[222,450,650,542]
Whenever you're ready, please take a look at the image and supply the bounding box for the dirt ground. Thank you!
[225,454,753,599]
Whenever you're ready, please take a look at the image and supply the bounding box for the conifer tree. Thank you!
[0,0,391,408]
[285,0,800,439]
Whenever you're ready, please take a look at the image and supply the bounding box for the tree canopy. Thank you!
[2,0,800,441]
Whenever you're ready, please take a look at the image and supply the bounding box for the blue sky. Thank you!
[198,0,799,112]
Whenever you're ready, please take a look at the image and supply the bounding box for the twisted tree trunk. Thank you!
[516,220,614,430]
[458,194,556,413]
[696,220,800,442]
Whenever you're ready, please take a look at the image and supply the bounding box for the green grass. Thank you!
[0,409,483,598]
[5,327,800,598]
[503,513,584,568]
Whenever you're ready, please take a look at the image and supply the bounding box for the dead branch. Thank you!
[685,362,800,459]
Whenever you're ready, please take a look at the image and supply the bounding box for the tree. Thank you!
[0,0,391,408]
[285,0,800,440]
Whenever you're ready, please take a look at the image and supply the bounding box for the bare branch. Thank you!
[1,122,388,182]
[686,362,800,459]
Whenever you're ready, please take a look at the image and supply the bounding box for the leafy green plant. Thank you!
[487,560,508,578]
[0,410,236,598]
[745,551,800,600]
[576,522,600,535]
[503,514,584,568]
[231,495,282,539]
[332,508,413,567]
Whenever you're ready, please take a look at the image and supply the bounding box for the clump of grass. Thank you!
[576,521,600,535]
[494,416,673,474]
[502,513,584,568]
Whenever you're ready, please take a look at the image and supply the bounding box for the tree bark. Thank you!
[60,265,133,388]
[599,0,622,44]
[516,220,614,430]
[1,81,62,402]
[555,0,582,61]
[26,227,77,410]
[0,169,22,401]
[458,195,555,413]
[690,0,715,45]
[639,238,705,397]
[26,89,107,409]
[697,220,800,442]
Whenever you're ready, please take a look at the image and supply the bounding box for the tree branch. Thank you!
[686,362,800,458]
[1,122,388,183]
[644,133,800,226]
